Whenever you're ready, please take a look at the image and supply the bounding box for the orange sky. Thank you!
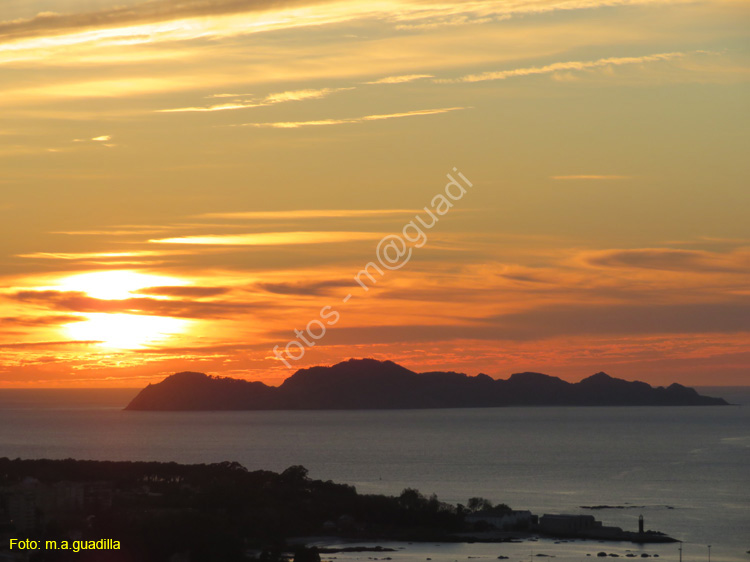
[0,0,749,387]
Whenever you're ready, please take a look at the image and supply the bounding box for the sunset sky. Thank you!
[1,0,748,387]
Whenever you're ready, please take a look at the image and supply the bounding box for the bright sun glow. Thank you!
[65,313,191,349]
[56,270,187,300]
[54,270,191,348]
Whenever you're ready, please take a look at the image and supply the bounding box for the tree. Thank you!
[294,546,321,562]
[467,497,493,512]
[281,465,309,482]
[399,488,426,510]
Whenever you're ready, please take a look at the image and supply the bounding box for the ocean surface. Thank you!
[0,387,748,562]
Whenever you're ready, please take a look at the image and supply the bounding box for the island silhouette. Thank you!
[125,358,728,410]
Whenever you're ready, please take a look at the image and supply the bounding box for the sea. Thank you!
[0,387,748,562]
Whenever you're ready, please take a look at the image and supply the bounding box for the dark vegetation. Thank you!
[0,458,491,562]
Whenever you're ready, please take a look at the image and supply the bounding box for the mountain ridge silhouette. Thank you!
[125,358,729,410]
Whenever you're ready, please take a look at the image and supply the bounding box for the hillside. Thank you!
[124,359,729,410]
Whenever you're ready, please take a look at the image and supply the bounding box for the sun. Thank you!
[54,270,192,349]
[56,270,186,300]
[65,313,190,350]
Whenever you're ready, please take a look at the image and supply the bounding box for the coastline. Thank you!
[0,397,747,562]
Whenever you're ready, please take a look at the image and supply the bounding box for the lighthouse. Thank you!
[639,515,644,534]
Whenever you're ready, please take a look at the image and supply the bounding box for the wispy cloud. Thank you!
[551,174,631,180]
[157,87,352,113]
[257,279,352,297]
[17,251,178,260]
[265,87,352,103]
[207,93,255,98]
[1,315,85,327]
[3,77,196,104]
[363,74,434,85]
[0,340,103,349]
[580,248,750,274]
[51,228,169,236]
[241,106,467,128]
[12,290,262,319]
[437,52,685,83]
[134,286,232,298]
[0,0,700,48]
[0,0,314,43]
[197,209,420,219]
[157,102,262,113]
[149,231,383,245]
[70,135,115,148]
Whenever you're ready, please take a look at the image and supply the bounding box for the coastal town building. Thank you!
[465,510,534,530]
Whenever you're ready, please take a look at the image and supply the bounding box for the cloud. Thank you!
[264,87,351,103]
[149,231,383,245]
[551,175,630,180]
[437,52,685,83]
[157,103,263,113]
[17,250,170,260]
[241,106,467,128]
[207,93,255,98]
[581,248,750,274]
[133,341,269,355]
[12,290,261,319]
[157,87,352,113]
[51,228,169,236]
[0,0,317,43]
[363,74,434,84]
[133,286,232,297]
[0,315,85,326]
[256,279,352,296]
[484,301,750,339]
[0,0,701,48]
[3,78,197,105]
[290,300,750,346]
[393,15,508,31]
[59,135,114,152]
[197,209,420,219]
[0,340,102,349]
